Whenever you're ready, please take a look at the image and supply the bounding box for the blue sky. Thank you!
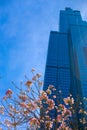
[0,0,87,96]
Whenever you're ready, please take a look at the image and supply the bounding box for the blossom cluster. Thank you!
[0,69,87,130]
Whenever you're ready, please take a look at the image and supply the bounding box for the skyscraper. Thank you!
[43,7,87,128]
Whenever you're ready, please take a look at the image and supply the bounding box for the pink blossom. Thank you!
[58,104,66,111]
[46,89,51,94]
[5,89,13,98]
[30,118,40,126]
[20,102,27,108]
[36,73,41,78]
[45,121,53,129]
[18,93,28,101]
[46,99,55,110]
[57,115,62,122]
[64,97,74,105]
[62,109,72,118]
[5,119,11,127]
[0,106,4,114]
[40,91,48,100]
[25,80,32,87]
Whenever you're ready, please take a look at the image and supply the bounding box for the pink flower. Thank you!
[5,89,13,98]
[27,102,37,110]
[6,89,13,95]
[18,92,28,101]
[46,89,51,94]
[20,102,27,108]
[38,81,43,86]
[53,95,56,98]
[45,121,53,129]
[0,106,4,114]
[64,97,74,105]
[25,80,32,87]
[30,118,40,126]
[58,104,66,111]
[31,68,35,72]
[46,99,55,110]
[36,73,41,78]
[58,122,72,130]
[40,91,48,100]
[32,76,37,80]
[48,85,54,89]
[62,109,72,118]
[4,119,11,127]
[57,115,62,122]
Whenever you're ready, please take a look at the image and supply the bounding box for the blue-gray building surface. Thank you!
[43,7,87,128]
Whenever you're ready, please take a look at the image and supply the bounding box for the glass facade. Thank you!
[44,31,71,99]
[44,7,87,126]
[70,25,87,103]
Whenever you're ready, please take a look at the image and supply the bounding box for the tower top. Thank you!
[65,7,72,11]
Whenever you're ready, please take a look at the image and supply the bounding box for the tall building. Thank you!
[43,7,87,128]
